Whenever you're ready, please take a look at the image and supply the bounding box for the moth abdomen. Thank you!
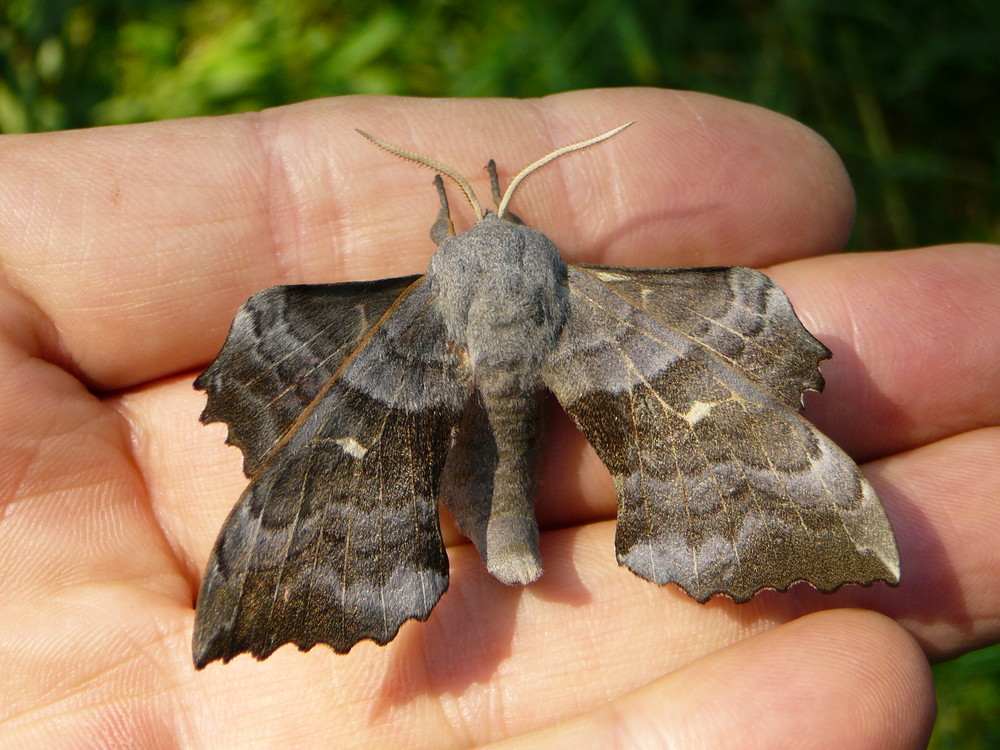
[439,386,546,586]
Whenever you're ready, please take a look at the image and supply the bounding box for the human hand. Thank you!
[2,89,996,748]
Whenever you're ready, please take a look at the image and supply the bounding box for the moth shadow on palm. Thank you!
[372,532,590,713]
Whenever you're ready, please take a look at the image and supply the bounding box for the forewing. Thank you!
[543,266,899,602]
[574,264,829,410]
[193,278,471,667]
[195,275,420,475]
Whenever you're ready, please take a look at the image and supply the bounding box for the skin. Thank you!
[1,88,997,748]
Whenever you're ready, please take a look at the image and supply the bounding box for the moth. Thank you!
[192,123,900,668]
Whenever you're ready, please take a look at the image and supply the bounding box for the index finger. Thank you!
[0,89,853,390]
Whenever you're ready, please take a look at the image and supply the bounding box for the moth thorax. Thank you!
[427,216,569,380]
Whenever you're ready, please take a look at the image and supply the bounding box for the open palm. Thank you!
[2,89,997,748]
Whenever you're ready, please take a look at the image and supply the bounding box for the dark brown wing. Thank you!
[193,278,472,667]
[543,265,899,602]
[195,275,420,475]
[572,264,830,410]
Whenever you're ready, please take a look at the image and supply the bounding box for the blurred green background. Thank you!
[2,0,998,745]
[2,0,998,249]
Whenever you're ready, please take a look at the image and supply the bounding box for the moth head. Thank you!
[356,122,634,224]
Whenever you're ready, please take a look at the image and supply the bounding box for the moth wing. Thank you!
[193,278,471,667]
[572,264,830,410]
[195,275,420,475]
[544,265,899,602]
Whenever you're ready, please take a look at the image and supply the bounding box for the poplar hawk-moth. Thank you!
[191,123,899,668]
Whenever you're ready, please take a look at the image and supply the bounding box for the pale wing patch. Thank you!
[334,437,369,459]
[679,399,723,426]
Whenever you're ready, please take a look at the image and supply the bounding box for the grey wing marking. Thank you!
[193,279,472,667]
[195,275,420,475]
[574,264,829,411]
[544,266,899,602]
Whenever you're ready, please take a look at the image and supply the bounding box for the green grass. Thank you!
[932,643,1000,749]
[3,1,998,744]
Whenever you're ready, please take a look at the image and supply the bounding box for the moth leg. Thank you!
[440,386,544,585]
[430,174,456,245]
[486,159,523,225]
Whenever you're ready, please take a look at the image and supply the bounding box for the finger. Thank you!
[531,429,1000,663]
[534,242,1000,527]
[128,244,1000,566]
[768,242,1000,460]
[867,426,1000,660]
[172,537,931,747]
[0,89,853,390]
[486,610,933,750]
